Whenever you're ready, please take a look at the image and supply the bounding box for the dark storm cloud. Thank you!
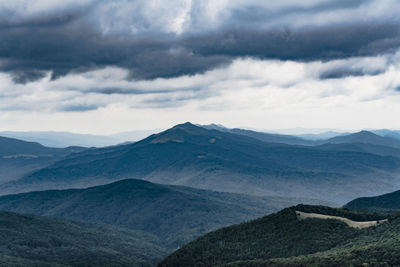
[319,67,385,80]
[61,104,101,112]
[86,85,202,95]
[230,0,368,26]
[1,0,400,83]
[0,18,230,83]
[186,24,400,61]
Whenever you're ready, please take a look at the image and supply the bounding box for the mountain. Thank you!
[0,136,85,183]
[159,205,397,266]
[0,131,121,148]
[0,210,166,266]
[2,123,400,203]
[110,129,163,143]
[0,129,161,148]
[228,128,315,145]
[0,178,319,250]
[324,130,400,148]
[297,131,346,140]
[0,135,83,157]
[315,142,400,158]
[372,129,400,140]
[202,124,314,145]
[344,189,400,213]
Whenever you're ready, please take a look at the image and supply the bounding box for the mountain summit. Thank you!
[326,131,400,148]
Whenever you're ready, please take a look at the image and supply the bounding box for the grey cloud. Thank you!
[319,67,385,80]
[229,0,368,27]
[187,23,400,61]
[10,69,48,83]
[61,104,101,112]
[1,0,400,83]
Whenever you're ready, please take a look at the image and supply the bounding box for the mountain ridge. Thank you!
[2,122,400,204]
[0,178,323,249]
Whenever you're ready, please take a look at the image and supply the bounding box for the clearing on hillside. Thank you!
[296,211,387,229]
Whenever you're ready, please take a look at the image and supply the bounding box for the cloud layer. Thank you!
[1,0,400,133]
[2,0,400,82]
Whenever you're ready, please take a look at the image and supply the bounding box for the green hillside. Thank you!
[227,215,400,266]
[344,189,400,213]
[0,179,315,249]
[159,205,391,266]
[0,210,166,266]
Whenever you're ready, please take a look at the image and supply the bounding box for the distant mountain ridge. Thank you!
[201,124,315,145]
[0,136,86,184]
[2,122,400,203]
[0,131,121,148]
[324,130,400,148]
[372,129,400,140]
[202,124,400,148]
[0,129,160,148]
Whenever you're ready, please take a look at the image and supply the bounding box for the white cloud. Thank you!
[1,51,400,133]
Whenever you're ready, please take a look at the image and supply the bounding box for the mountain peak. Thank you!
[171,122,198,130]
[326,130,400,149]
[148,122,206,144]
[356,130,378,136]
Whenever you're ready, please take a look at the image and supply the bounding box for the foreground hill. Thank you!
[0,210,166,266]
[344,189,400,213]
[0,136,85,183]
[0,179,315,249]
[3,123,400,203]
[159,205,395,266]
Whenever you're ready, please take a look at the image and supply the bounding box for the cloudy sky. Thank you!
[1,0,400,134]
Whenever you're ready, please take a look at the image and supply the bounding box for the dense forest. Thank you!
[159,205,397,266]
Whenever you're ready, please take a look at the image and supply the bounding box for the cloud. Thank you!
[1,52,400,112]
[1,0,400,133]
[0,52,400,132]
[1,0,400,82]
[61,104,101,112]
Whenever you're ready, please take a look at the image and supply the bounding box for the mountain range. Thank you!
[0,178,323,250]
[0,136,85,184]
[0,123,400,265]
[2,123,400,204]
[0,129,160,148]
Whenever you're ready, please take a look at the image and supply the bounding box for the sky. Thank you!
[1,0,400,134]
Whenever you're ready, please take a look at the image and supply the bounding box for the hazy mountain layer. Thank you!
[0,136,85,183]
[2,123,400,204]
[0,179,319,249]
